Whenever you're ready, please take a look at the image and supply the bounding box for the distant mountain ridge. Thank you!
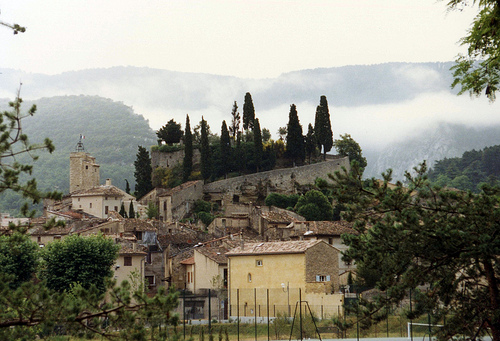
[0,95,156,208]
[1,62,499,185]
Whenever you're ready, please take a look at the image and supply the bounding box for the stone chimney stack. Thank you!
[105,178,112,186]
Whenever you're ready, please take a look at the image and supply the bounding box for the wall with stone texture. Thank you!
[203,156,350,203]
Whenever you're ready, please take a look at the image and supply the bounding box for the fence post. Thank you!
[254,288,257,341]
[299,288,303,341]
[209,289,212,331]
[183,289,186,340]
[237,289,240,341]
[267,289,270,341]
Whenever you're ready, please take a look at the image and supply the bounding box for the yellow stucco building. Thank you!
[226,240,344,320]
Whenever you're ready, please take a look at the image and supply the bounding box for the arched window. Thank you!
[248,273,252,283]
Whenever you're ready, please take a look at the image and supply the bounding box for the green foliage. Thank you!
[0,232,38,288]
[285,104,305,165]
[134,145,153,199]
[0,273,179,340]
[447,0,500,100]
[119,202,128,218]
[40,234,119,294]
[193,199,211,213]
[157,119,183,145]
[200,117,211,181]
[264,192,299,209]
[128,200,135,218]
[305,123,317,162]
[229,101,240,140]
[253,118,263,172]
[184,115,194,182]
[428,145,500,192]
[242,92,255,131]
[147,202,159,219]
[314,95,333,159]
[295,190,333,221]
[333,133,367,170]
[0,93,62,215]
[330,161,500,341]
[220,120,231,177]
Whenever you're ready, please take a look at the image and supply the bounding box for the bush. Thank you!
[198,212,214,226]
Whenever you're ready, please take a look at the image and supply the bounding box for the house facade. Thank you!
[71,179,136,219]
[226,240,343,320]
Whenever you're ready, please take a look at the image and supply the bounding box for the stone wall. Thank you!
[69,152,100,193]
[305,242,339,294]
[203,156,350,204]
[151,148,201,169]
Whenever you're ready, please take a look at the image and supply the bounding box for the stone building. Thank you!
[203,156,350,206]
[69,151,100,193]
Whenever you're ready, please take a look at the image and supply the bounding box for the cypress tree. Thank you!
[134,146,153,199]
[305,123,316,163]
[220,120,231,177]
[253,118,263,172]
[285,104,305,165]
[242,92,255,131]
[229,101,240,142]
[314,95,333,160]
[183,114,193,182]
[125,179,130,194]
[119,203,128,218]
[200,117,211,181]
[128,201,135,219]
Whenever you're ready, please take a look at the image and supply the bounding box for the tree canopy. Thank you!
[242,92,255,131]
[330,161,500,341]
[314,95,333,159]
[183,114,193,182]
[156,119,183,145]
[333,133,367,170]
[294,189,333,221]
[285,104,305,165]
[447,0,500,101]
[40,234,119,294]
[134,145,153,199]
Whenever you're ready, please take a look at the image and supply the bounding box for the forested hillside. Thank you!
[428,144,500,192]
[0,95,157,214]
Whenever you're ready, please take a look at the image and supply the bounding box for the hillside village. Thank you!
[18,141,357,321]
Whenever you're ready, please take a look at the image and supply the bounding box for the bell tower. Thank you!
[69,135,100,193]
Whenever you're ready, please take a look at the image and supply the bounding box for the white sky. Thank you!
[0,0,478,78]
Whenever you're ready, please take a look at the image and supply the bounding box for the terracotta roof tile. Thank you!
[180,256,195,265]
[261,211,295,224]
[72,184,129,198]
[226,239,324,256]
[300,221,357,236]
[195,245,229,264]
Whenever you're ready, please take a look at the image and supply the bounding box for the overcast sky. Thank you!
[1,0,478,78]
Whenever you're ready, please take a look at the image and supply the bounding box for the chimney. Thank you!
[105,178,112,186]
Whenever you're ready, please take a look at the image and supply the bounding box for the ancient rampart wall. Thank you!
[203,156,350,203]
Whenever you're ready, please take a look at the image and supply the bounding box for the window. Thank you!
[124,256,132,266]
[78,198,80,202]
[146,252,152,264]
[145,275,155,287]
[85,165,88,169]
[37,236,41,243]
[256,260,263,267]
[328,237,333,245]
[89,203,92,209]
[248,273,252,283]
[316,275,331,282]
[114,206,118,212]
[105,206,109,214]
[135,231,143,240]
